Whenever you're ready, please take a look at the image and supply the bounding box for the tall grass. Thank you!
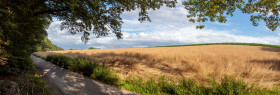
[44,55,119,86]
[122,76,280,95]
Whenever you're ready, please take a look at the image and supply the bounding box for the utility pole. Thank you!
[111,43,114,49]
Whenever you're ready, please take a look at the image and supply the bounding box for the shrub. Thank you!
[15,68,52,95]
[68,59,80,72]
[207,76,250,94]
[121,76,280,95]
[45,55,120,86]
[91,66,119,86]
[88,47,98,49]
[58,55,72,69]
[78,59,96,76]
[0,56,33,74]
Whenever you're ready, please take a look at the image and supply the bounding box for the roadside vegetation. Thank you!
[33,37,64,52]
[34,52,280,95]
[37,55,119,86]
[0,37,59,94]
[122,76,280,95]
[0,63,52,95]
[14,65,52,95]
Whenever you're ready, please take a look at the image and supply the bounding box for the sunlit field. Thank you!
[34,45,280,88]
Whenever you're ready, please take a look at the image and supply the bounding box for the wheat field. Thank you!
[34,45,280,88]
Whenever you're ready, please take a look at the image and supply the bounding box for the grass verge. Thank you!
[43,55,119,86]
[156,43,280,48]
[34,54,280,95]
[121,76,280,95]
[0,62,52,95]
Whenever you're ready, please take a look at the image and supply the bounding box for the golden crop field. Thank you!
[34,45,280,88]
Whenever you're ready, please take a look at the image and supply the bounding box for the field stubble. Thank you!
[34,45,280,88]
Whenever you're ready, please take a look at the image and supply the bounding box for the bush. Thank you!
[14,65,52,95]
[91,66,119,86]
[88,47,98,49]
[78,59,96,76]
[45,55,120,86]
[0,56,33,74]
[208,76,249,94]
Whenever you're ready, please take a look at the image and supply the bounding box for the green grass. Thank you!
[121,76,280,95]
[44,55,119,86]
[155,43,280,48]
[35,54,280,95]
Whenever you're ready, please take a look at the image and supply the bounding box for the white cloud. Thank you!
[46,1,280,50]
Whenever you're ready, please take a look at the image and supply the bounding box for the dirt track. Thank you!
[31,55,135,95]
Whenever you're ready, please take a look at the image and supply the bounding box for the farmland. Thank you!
[34,45,280,88]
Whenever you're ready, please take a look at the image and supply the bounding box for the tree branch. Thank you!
[33,8,69,17]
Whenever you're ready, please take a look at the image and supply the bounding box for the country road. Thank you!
[31,55,136,95]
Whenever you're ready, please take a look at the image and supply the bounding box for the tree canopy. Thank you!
[0,0,176,73]
[183,0,280,30]
[30,0,176,43]
[34,37,64,52]
[89,47,99,49]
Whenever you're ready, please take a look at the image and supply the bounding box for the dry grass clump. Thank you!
[34,45,280,88]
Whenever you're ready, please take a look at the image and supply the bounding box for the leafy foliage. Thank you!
[0,62,52,95]
[88,47,98,49]
[0,0,176,74]
[36,37,63,52]
[33,37,64,52]
[183,0,280,31]
[0,0,50,73]
[122,76,280,95]
[31,0,176,43]
[44,55,119,86]
[0,56,33,74]
[14,65,52,95]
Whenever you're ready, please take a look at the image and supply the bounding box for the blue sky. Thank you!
[47,1,280,50]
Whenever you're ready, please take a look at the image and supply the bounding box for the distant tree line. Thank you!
[33,37,64,52]
[69,47,99,50]
[88,47,99,49]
